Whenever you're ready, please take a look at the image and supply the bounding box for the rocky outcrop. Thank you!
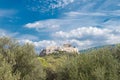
[39,44,78,56]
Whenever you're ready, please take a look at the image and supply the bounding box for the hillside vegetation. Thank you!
[0,37,120,80]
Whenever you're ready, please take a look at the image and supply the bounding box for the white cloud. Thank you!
[0,29,18,37]
[65,11,107,17]
[24,18,101,33]
[25,19,60,32]
[19,25,120,51]
[53,27,112,39]
[65,10,120,18]
[50,0,74,9]
[20,39,57,48]
[52,26,120,49]
[19,38,96,51]
[0,9,17,17]
[103,19,120,30]
[24,0,120,51]
[24,18,120,50]
[27,0,74,13]
[19,39,93,51]
[0,29,38,43]
[0,29,6,37]
[69,39,93,50]
[106,34,120,44]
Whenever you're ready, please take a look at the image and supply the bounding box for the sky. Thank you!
[0,0,120,52]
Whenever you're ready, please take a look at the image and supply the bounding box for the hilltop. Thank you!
[39,43,79,56]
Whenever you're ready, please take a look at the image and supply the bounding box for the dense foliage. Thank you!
[0,37,120,80]
[0,37,45,80]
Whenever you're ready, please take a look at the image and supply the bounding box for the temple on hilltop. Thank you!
[39,44,79,56]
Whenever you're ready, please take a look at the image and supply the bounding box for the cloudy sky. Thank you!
[0,0,120,51]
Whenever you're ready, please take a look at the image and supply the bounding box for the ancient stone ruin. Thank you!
[39,44,79,56]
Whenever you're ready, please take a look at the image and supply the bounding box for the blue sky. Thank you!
[0,0,120,51]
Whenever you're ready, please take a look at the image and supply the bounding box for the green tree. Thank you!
[57,48,119,80]
[0,37,45,80]
[0,54,20,80]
